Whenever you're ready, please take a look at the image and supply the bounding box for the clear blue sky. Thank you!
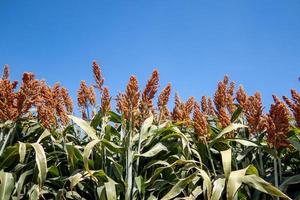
[0,0,299,111]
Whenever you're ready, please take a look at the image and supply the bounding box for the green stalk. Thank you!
[257,132,265,177]
[135,130,142,174]
[0,127,13,156]
[204,139,216,177]
[125,113,134,200]
[273,150,279,200]
[278,157,282,184]
[258,148,265,176]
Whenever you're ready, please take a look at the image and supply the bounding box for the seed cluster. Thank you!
[1,63,299,150]
[0,65,73,129]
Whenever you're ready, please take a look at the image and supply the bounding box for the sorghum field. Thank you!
[0,62,299,200]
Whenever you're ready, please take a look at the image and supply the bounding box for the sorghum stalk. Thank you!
[273,150,279,200]
[125,112,134,200]
[278,157,282,184]
[204,138,216,177]
[257,132,265,177]
[258,148,265,176]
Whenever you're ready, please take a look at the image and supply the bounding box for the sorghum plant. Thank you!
[0,62,299,200]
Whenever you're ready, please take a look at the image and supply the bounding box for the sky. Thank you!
[0,0,299,112]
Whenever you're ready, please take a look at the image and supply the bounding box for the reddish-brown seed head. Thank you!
[93,60,104,91]
[101,87,111,113]
[193,102,208,140]
[2,65,9,80]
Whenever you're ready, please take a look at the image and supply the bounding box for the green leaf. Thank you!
[18,142,26,163]
[227,139,258,147]
[213,123,247,141]
[288,140,300,151]
[37,129,51,143]
[136,143,168,158]
[243,175,291,200]
[105,177,117,200]
[31,143,47,186]
[69,173,84,190]
[0,171,15,200]
[140,115,154,141]
[190,186,203,199]
[211,178,226,200]
[198,169,212,199]
[68,115,98,140]
[161,173,198,200]
[90,111,103,129]
[65,144,82,172]
[0,144,19,169]
[246,165,259,176]
[227,167,248,200]
[28,184,40,200]
[14,170,33,199]
[108,111,122,123]
[135,176,145,195]
[221,148,231,179]
[83,139,101,171]
[231,106,243,123]
[280,174,300,192]
[101,138,124,153]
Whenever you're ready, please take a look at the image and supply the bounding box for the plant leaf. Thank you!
[105,177,117,200]
[14,170,33,199]
[83,139,101,171]
[31,143,47,186]
[18,142,26,163]
[211,178,226,200]
[213,123,247,141]
[69,115,98,140]
[0,171,15,200]
[243,175,291,200]
[279,174,300,192]
[161,173,197,200]
[37,129,51,143]
[136,143,168,158]
[227,139,258,147]
[221,148,231,179]
[227,167,248,200]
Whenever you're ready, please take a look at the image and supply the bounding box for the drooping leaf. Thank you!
[161,173,198,200]
[198,169,212,199]
[69,115,98,140]
[69,173,84,190]
[31,143,47,186]
[231,106,243,123]
[101,138,124,153]
[280,174,300,192]
[37,129,51,143]
[211,178,226,200]
[246,165,259,176]
[18,142,26,163]
[0,171,15,200]
[140,115,154,142]
[83,139,101,171]
[14,170,33,199]
[136,143,168,158]
[227,139,258,147]
[105,177,117,200]
[213,123,247,141]
[135,176,145,195]
[227,167,248,200]
[243,175,291,200]
[221,148,231,179]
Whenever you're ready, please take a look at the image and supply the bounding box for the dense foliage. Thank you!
[0,63,299,200]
